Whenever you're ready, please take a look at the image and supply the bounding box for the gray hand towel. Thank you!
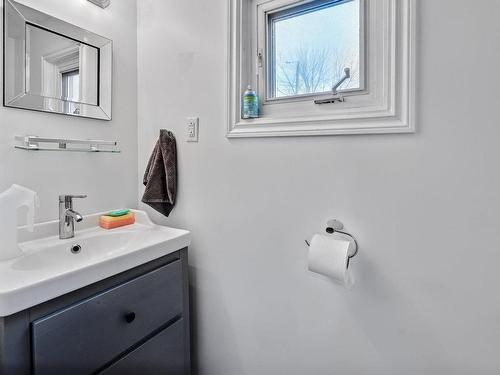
[142,130,177,217]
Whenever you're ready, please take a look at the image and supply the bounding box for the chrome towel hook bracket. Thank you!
[305,219,359,265]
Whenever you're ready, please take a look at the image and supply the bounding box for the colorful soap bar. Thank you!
[106,209,130,217]
[99,212,135,229]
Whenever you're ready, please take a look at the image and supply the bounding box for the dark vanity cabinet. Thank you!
[0,249,190,374]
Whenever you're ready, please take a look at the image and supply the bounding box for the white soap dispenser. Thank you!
[0,185,39,261]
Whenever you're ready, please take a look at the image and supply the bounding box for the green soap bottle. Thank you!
[241,85,259,119]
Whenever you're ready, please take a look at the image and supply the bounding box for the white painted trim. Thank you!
[227,0,416,137]
[41,46,80,100]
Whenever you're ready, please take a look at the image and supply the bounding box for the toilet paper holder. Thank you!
[305,219,359,261]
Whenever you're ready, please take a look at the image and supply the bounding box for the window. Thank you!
[268,0,362,99]
[227,0,416,137]
[61,70,80,102]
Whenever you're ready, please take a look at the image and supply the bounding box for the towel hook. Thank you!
[305,219,359,260]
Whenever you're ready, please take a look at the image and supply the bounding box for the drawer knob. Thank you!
[124,312,136,323]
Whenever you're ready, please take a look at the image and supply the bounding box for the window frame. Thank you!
[264,0,366,102]
[61,69,80,102]
[227,0,416,138]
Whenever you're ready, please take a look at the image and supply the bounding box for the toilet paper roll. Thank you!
[308,233,354,286]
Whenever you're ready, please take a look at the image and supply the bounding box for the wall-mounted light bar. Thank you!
[88,0,110,9]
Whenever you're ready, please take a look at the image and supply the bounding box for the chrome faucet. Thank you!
[59,195,87,239]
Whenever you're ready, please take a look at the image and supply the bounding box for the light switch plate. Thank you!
[186,117,199,142]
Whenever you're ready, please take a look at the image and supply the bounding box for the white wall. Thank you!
[138,1,500,374]
[0,0,138,223]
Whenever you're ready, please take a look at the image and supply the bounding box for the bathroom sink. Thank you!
[0,210,191,317]
[13,231,140,271]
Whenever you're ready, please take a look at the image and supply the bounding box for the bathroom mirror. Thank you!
[3,0,112,120]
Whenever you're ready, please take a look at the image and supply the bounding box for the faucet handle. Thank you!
[59,194,87,202]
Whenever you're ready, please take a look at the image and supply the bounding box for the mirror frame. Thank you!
[3,0,113,120]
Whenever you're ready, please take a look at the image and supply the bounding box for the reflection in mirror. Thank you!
[26,24,99,106]
[62,70,80,102]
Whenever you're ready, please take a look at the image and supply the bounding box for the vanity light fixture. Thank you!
[87,0,110,9]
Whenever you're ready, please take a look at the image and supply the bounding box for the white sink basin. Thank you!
[0,210,191,317]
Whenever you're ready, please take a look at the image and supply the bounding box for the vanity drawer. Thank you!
[99,318,186,375]
[31,260,183,375]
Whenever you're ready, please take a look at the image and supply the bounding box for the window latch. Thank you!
[257,49,263,68]
[314,67,351,105]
